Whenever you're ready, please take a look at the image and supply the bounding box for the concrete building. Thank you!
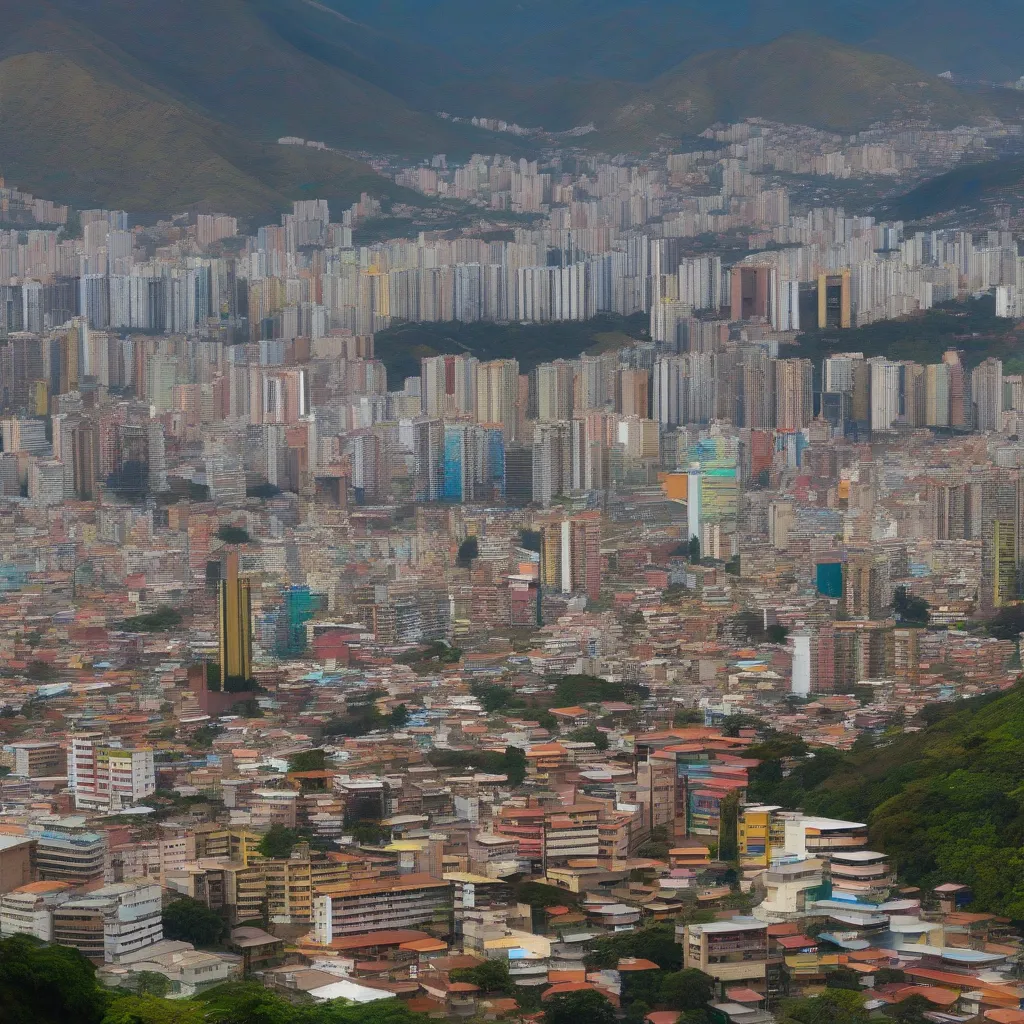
[311,873,451,944]
[0,880,71,940]
[51,882,163,963]
[0,834,36,893]
[69,734,156,812]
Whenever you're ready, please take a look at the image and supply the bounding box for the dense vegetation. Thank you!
[796,297,1022,375]
[162,897,227,948]
[373,314,647,384]
[121,606,183,633]
[0,936,441,1024]
[888,155,1024,221]
[427,745,527,785]
[751,682,1024,917]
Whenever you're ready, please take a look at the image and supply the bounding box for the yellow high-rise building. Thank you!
[817,269,851,329]
[218,550,253,689]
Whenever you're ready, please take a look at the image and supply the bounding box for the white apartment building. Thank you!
[69,733,156,812]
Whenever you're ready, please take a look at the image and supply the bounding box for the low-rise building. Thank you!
[51,882,163,963]
[681,917,770,993]
[312,872,451,944]
[0,880,71,940]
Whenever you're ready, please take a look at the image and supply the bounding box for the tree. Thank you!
[888,995,932,1024]
[516,881,580,909]
[256,825,299,859]
[543,989,617,1024]
[567,725,609,750]
[0,934,108,1024]
[585,924,682,972]
[133,972,171,998]
[687,536,701,563]
[121,606,184,633]
[892,586,929,626]
[288,749,327,773]
[503,745,527,786]
[673,707,704,726]
[987,603,1024,640]
[247,482,282,499]
[162,897,226,947]
[717,790,740,863]
[824,967,863,991]
[659,969,715,1011]
[766,623,789,644]
[348,821,391,845]
[216,525,251,545]
[457,536,479,569]
[873,968,905,986]
[102,995,206,1024]
[777,989,870,1024]
[389,704,410,728]
[450,959,512,994]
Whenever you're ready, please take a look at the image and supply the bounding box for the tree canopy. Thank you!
[161,897,227,948]
[543,989,617,1024]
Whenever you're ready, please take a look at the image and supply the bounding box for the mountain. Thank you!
[749,681,1024,918]
[0,0,494,219]
[887,157,1024,221]
[571,36,986,149]
[321,0,1024,84]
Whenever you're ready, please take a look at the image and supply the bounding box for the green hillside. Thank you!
[0,0,492,218]
[888,156,1024,221]
[374,313,648,383]
[750,682,1024,918]
[0,52,398,222]
[585,35,986,149]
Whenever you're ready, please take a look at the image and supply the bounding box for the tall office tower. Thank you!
[944,350,967,427]
[218,550,253,690]
[823,352,864,396]
[817,269,852,328]
[653,356,687,427]
[741,349,774,429]
[902,362,926,427]
[420,354,478,419]
[774,358,813,429]
[505,446,534,507]
[980,477,1024,613]
[729,264,774,322]
[476,359,520,437]
[533,361,574,422]
[71,420,99,500]
[556,513,602,601]
[577,355,610,413]
[413,419,444,502]
[775,277,801,332]
[532,421,570,507]
[79,274,111,330]
[650,299,692,346]
[925,362,951,426]
[678,256,722,312]
[617,368,650,418]
[972,357,1004,432]
[868,357,902,432]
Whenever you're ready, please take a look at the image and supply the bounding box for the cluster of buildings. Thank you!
[1,113,1024,1020]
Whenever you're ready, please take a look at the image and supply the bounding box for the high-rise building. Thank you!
[729,265,774,322]
[218,550,253,690]
[972,357,1003,432]
[868,357,902,432]
[817,269,852,328]
[774,358,813,430]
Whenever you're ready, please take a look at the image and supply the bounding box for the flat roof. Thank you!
[689,917,767,935]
